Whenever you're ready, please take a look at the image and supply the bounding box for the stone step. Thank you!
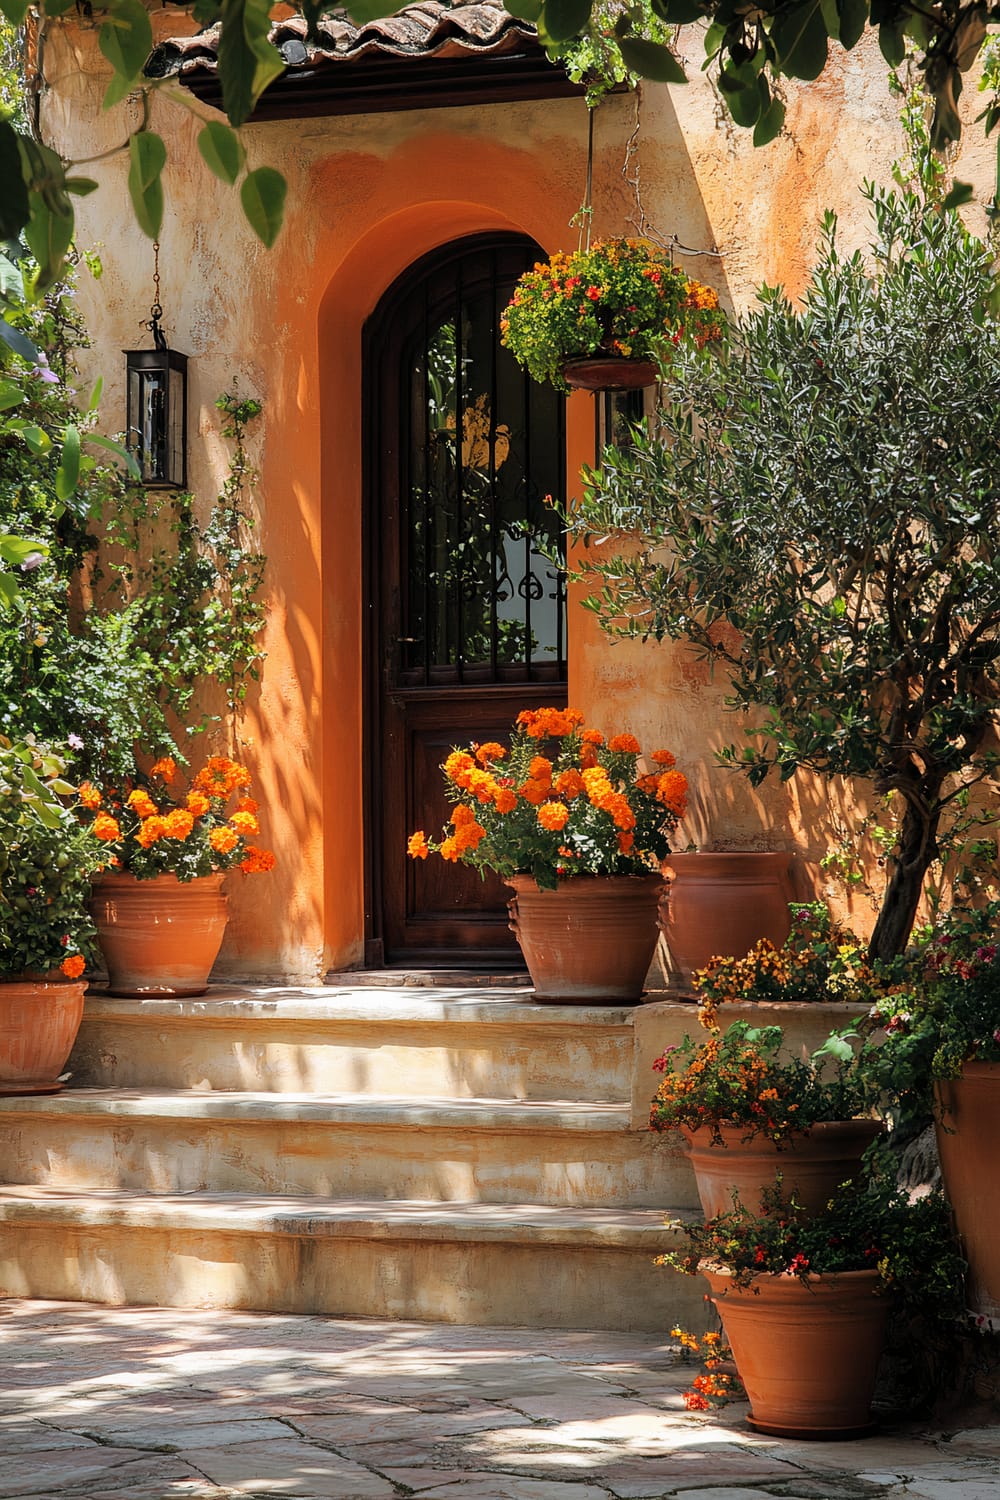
[0,1089,696,1209]
[0,1187,704,1333]
[69,987,641,1103]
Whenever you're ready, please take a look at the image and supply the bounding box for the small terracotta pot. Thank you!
[681,1119,884,1218]
[0,979,87,1095]
[90,872,229,998]
[935,1062,1000,1321]
[506,873,664,1003]
[703,1266,887,1439]
[661,851,795,987]
[561,356,659,391]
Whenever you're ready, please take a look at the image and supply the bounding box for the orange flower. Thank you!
[618,831,635,855]
[493,786,518,814]
[440,835,461,862]
[519,778,549,806]
[163,809,195,840]
[230,810,260,836]
[193,756,252,799]
[92,812,121,842]
[236,797,259,816]
[78,782,102,810]
[240,846,276,874]
[581,729,604,746]
[185,791,211,818]
[651,749,676,767]
[209,826,239,854]
[466,768,500,804]
[528,756,553,783]
[444,750,476,789]
[126,789,158,820]
[537,800,570,832]
[136,815,167,848]
[60,954,86,979]
[407,831,430,860]
[474,741,506,766]
[451,804,476,827]
[554,768,584,800]
[656,769,688,816]
[150,757,177,782]
[608,733,641,754]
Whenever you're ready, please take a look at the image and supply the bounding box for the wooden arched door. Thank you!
[363,234,568,968]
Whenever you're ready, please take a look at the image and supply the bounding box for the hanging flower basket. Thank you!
[500,238,724,394]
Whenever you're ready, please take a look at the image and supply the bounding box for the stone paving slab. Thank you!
[1,1300,999,1500]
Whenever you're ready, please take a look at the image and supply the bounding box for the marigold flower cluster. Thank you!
[408,707,686,890]
[77,757,275,884]
[500,238,725,393]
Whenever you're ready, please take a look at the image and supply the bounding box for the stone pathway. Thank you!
[1,1301,998,1500]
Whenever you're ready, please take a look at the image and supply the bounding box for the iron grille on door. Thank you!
[398,238,567,687]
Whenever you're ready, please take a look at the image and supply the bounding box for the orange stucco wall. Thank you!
[38,19,999,978]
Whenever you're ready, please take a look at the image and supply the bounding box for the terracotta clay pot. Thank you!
[90,872,229,998]
[703,1266,888,1439]
[561,356,659,391]
[506,873,664,1003]
[0,979,87,1095]
[681,1119,884,1218]
[661,851,795,988]
[935,1062,1000,1321]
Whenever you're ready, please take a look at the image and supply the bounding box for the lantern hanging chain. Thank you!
[147,240,167,351]
[570,104,595,252]
[623,86,727,261]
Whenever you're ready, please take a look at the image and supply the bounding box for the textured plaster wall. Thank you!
[39,19,997,976]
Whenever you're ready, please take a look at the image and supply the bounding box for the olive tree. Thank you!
[566,184,1000,960]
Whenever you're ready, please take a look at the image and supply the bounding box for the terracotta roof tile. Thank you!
[145,0,540,80]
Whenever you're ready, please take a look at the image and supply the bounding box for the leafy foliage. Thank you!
[407,704,688,889]
[0,261,266,784]
[0,735,106,977]
[565,186,1000,959]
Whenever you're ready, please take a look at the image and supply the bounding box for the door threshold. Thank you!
[325,969,532,989]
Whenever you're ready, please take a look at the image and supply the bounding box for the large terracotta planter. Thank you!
[661,851,795,987]
[506,873,664,1003]
[90,872,229,998]
[0,979,87,1095]
[703,1265,888,1438]
[561,356,659,391]
[682,1119,883,1218]
[935,1062,1000,1321]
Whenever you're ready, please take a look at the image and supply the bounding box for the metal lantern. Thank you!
[125,242,188,488]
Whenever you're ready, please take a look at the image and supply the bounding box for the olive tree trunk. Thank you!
[868,789,943,962]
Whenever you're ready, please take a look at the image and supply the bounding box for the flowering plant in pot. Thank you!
[499,238,724,394]
[658,1166,965,1437]
[693,902,884,1029]
[0,735,107,1093]
[80,755,276,997]
[408,706,687,1001]
[649,1020,884,1215]
[861,900,1000,1320]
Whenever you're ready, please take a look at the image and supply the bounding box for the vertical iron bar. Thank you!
[556,386,566,675]
[421,273,431,684]
[489,249,499,680]
[455,258,465,682]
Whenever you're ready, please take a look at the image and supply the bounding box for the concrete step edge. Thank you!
[0,1188,694,1247]
[0,1089,636,1132]
[80,987,653,1027]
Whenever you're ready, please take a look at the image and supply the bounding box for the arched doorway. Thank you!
[363,233,568,968]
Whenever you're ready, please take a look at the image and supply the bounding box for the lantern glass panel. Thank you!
[125,349,187,488]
